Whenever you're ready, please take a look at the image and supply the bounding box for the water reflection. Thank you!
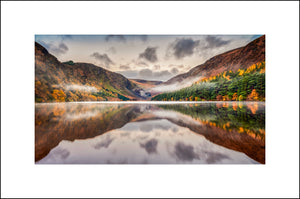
[35,102,265,164]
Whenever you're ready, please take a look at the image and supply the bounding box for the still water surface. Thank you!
[35,102,265,164]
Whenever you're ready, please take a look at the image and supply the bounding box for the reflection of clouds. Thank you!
[94,135,114,149]
[139,122,170,133]
[153,110,201,127]
[38,113,260,164]
[140,124,153,132]
[40,148,70,162]
[174,142,199,161]
[56,148,70,159]
[120,132,130,137]
[205,151,230,164]
[139,135,149,140]
[140,139,158,154]
[106,159,129,164]
[172,127,178,133]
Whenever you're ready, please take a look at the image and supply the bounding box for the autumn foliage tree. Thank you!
[216,95,223,101]
[52,89,66,102]
[232,93,238,101]
[247,89,259,101]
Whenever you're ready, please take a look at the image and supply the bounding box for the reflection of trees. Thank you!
[159,102,265,140]
[35,103,143,162]
[157,102,265,163]
[35,102,265,164]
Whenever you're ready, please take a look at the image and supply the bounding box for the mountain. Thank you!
[164,35,265,85]
[130,79,163,86]
[35,42,146,102]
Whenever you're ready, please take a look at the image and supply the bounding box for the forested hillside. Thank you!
[152,62,265,101]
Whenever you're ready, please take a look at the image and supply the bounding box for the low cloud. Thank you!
[91,52,114,68]
[37,41,69,55]
[105,35,147,43]
[171,68,179,74]
[204,36,231,49]
[139,69,153,77]
[168,64,185,69]
[138,35,148,42]
[130,59,149,68]
[64,84,98,92]
[106,47,117,54]
[119,65,131,70]
[154,65,161,70]
[116,70,139,79]
[154,70,171,77]
[167,38,200,59]
[139,47,158,63]
[150,76,201,92]
[61,35,73,40]
[138,69,175,81]
[58,43,68,51]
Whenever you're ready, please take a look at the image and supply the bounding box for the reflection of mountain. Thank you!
[38,119,258,164]
[35,104,144,161]
[35,102,265,163]
[134,103,265,164]
[35,42,146,102]
[155,103,265,163]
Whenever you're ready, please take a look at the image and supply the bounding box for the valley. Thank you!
[35,35,265,103]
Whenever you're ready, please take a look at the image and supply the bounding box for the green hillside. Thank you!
[152,62,265,101]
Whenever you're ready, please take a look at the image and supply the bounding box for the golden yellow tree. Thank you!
[222,95,229,101]
[238,95,244,101]
[52,89,66,102]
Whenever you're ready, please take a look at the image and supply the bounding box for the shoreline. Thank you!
[35,101,266,105]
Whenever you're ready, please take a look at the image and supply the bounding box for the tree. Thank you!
[247,89,259,101]
[52,89,66,102]
[232,93,238,101]
[223,95,230,101]
[216,95,223,101]
[238,95,244,101]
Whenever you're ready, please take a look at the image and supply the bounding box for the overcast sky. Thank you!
[35,34,261,81]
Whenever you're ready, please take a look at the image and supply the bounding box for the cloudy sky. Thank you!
[35,34,262,81]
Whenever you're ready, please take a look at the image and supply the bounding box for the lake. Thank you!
[35,101,265,164]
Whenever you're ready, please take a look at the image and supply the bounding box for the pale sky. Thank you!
[35,34,261,81]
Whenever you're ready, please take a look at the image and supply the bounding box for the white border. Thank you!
[1,1,299,198]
